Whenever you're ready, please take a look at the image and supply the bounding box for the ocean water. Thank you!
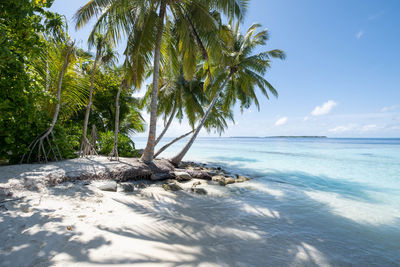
[135,137,400,265]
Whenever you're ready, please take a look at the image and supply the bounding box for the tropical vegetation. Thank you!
[0,0,284,165]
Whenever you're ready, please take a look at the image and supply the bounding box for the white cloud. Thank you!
[303,116,309,121]
[329,124,355,133]
[356,30,364,39]
[311,100,337,116]
[275,117,288,126]
[361,124,378,132]
[381,105,400,112]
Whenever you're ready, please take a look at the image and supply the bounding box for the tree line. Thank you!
[0,0,285,165]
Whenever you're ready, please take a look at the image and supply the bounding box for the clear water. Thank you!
[135,137,400,265]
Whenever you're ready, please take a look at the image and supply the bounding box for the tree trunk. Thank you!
[141,0,167,163]
[22,43,74,163]
[185,14,208,60]
[80,50,101,157]
[170,72,232,165]
[155,103,176,147]
[154,130,193,159]
[109,79,126,161]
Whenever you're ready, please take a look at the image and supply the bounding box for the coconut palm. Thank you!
[154,99,234,158]
[140,65,206,147]
[80,34,117,157]
[108,60,142,160]
[170,21,286,165]
[75,0,248,162]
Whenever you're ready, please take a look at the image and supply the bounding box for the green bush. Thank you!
[98,131,140,158]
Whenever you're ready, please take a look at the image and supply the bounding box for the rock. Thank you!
[191,187,207,195]
[224,177,236,185]
[119,183,135,192]
[212,175,225,182]
[236,175,250,183]
[217,177,235,186]
[162,182,183,191]
[174,171,192,181]
[137,183,147,189]
[175,168,211,180]
[192,181,201,187]
[151,172,174,181]
[97,181,117,192]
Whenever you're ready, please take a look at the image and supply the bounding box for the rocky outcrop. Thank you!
[175,169,211,180]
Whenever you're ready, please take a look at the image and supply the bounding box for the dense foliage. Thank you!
[0,1,144,164]
[0,0,56,163]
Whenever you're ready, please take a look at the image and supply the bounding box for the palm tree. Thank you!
[154,99,234,158]
[75,0,248,162]
[170,21,286,165]
[108,78,127,161]
[21,37,76,163]
[141,65,206,148]
[108,60,135,161]
[80,34,117,157]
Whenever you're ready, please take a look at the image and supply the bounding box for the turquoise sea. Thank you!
[135,137,400,265]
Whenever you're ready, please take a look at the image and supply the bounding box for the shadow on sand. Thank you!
[1,167,399,266]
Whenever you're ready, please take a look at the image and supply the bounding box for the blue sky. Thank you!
[50,0,400,137]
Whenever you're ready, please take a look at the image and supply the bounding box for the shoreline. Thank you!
[0,156,257,267]
[1,155,399,266]
[0,156,250,196]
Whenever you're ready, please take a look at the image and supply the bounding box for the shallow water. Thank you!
[135,137,400,265]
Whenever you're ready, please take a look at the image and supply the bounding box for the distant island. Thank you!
[265,136,327,138]
[229,136,327,138]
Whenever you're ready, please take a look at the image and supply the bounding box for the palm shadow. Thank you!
[1,167,399,266]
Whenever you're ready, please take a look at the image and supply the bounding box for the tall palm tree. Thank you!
[75,0,248,162]
[170,21,285,165]
[80,34,117,157]
[108,60,136,161]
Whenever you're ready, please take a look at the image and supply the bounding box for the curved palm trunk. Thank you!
[155,103,176,147]
[22,44,74,163]
[109,79,126,161]
[141,0,167,163]
[80,50,100,157]
[170,72,232,165]
[154,130,193,159]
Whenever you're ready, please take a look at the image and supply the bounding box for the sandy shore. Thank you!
[1,157,274,266]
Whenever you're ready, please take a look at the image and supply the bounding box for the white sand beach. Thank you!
[2,157,316,267]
